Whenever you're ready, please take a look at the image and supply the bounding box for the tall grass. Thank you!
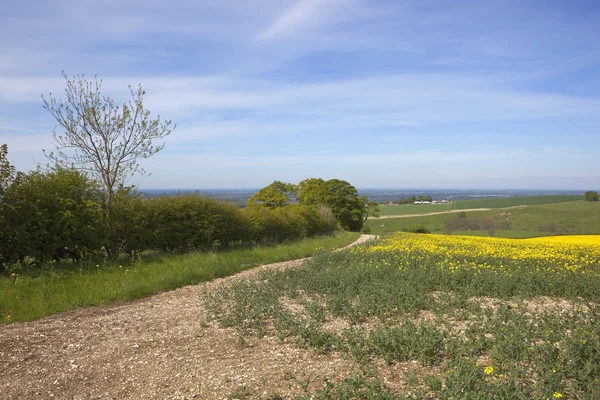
[0,231,359,323]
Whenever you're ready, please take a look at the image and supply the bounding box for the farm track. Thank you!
[0,235,376,400]
[371,205,528,219]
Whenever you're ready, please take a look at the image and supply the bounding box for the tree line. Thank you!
[0,154,341,272]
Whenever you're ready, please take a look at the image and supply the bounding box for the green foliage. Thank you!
[242,204,336,243]
[0,144,20,196]
[1,171,340,272]
[585,191,599,202]
[297,178,327,205]
[42,72,175,259]
[148,193,251,252]
[247,181,297,208]
[107,188,151,257]
[0,167,104,270]
[298,178,367,232]
[363,199,380,222]
[405,225,430,234]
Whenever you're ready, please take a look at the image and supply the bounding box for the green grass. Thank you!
[377,203,453,216]
[368,200,600,237]
[0,231,359,324]
[206,237,600,399]
[377,195,582,217]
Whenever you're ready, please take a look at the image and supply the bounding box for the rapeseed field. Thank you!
[357,233,600,278]
[207,233,600,399]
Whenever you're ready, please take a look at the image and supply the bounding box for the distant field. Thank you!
[368,200,600,238]
[378,203,453,216]
[377,195,582,217]
[452,194,582,209]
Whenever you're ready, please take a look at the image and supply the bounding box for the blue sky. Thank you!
[1,0,599,189]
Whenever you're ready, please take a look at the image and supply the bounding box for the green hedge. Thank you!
[0,169,338,271]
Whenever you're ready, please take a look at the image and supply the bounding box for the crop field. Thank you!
[206,233,600,399]
[377,195,582,217]
[452,195,582,210]
[368,200,600,238]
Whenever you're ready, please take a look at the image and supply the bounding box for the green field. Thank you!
[368,200,600,237]
[377,195,582,217]
[453,194,582,209]
[378,203,453,216]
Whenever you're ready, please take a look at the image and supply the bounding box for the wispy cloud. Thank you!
[257,0,346,41]
[1,0,599,188]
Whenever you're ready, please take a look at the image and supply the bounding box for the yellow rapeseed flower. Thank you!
[484,366,494,375]
[360,233,600,278]
[553,392,563,398]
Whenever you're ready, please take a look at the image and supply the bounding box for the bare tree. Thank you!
[42,71,175,211]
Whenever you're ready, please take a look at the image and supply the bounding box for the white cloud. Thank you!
[258,0,335,41]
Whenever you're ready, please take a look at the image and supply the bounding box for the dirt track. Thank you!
[371,208,492,219]
[370,205,531,220]
[0,235,376,400]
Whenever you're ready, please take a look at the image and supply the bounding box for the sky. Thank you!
[1,0,599,190]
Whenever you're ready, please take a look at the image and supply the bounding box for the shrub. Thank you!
[147,193,251,252]
[0,167,104,270]
[108,188,152,257]
[406,225,431,234]
[585,191,599,202]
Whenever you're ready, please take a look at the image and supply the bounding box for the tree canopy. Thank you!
[297,178,372,231]
[247,181,297,208]
[585,191,599,202]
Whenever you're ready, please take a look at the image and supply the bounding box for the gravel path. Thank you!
[0,235,376,400]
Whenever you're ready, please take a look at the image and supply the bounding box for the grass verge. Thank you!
[0,231,359,324]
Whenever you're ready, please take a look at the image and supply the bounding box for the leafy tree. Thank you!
[247,181,297,208]
[584,191,599,202]
[297,178,327,205]
[42,72,175,255]
[298,178,367,231]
